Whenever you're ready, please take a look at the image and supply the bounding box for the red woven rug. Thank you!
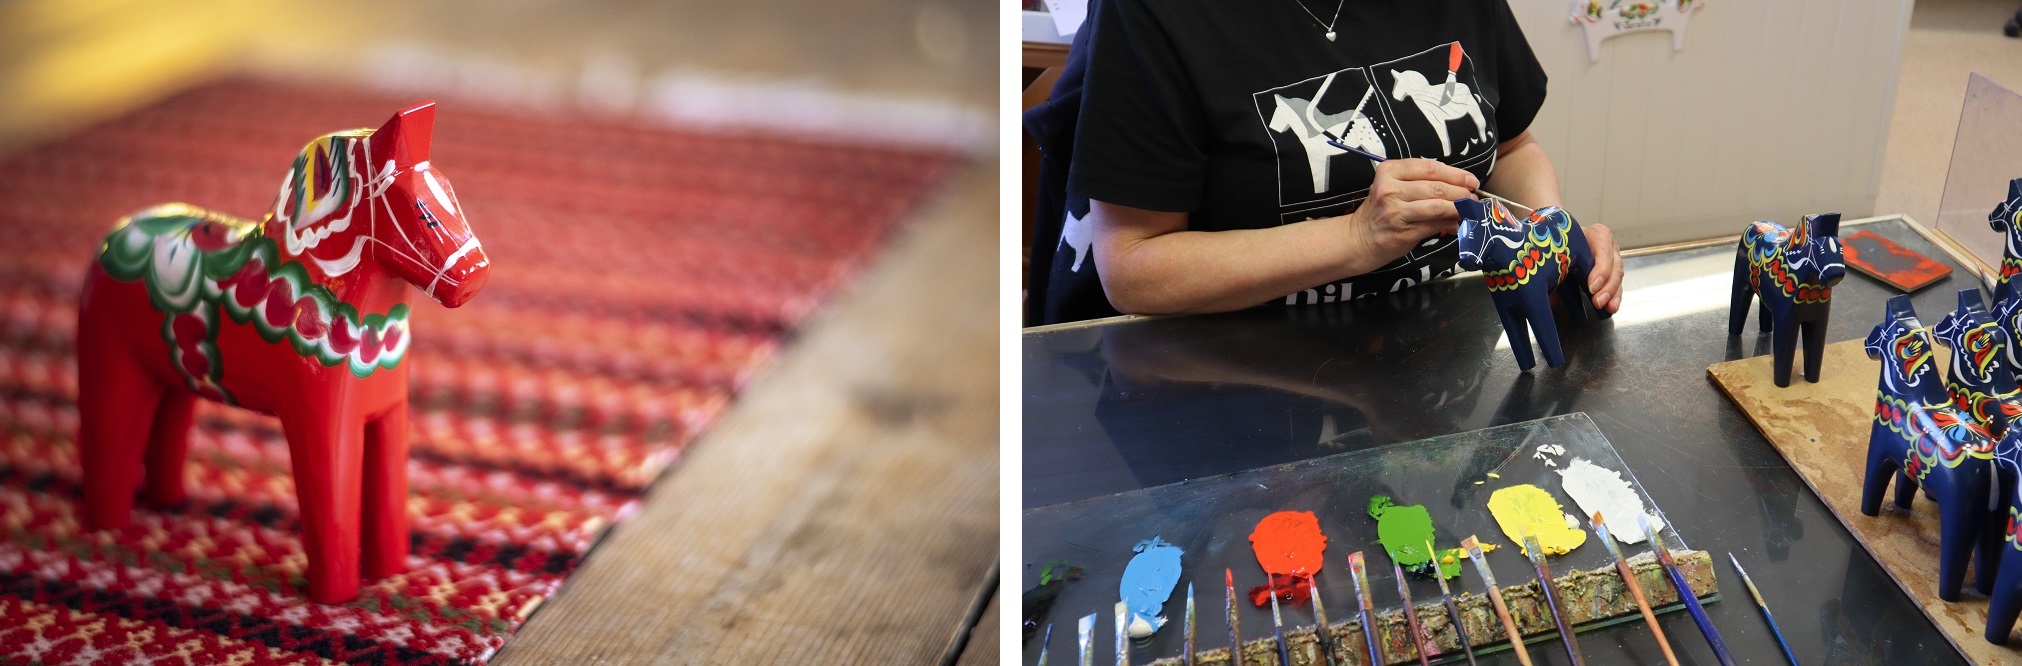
[0,79,955,664]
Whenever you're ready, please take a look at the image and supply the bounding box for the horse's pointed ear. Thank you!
[2009,178,2022,200]
[1962,287,1987,314]
[1887,294,1915,321]
[375,102,437,168]
[1810,212,1840,238]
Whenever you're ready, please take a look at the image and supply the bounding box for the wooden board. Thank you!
[1708,339,2015,665]
[493,163,1000,664]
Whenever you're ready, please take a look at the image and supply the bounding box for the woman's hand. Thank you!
[1585,223,1623,313]
[1348,158,1482,259]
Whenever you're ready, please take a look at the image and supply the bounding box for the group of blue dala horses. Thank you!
[1859,179,2022,644]
[1456,179,2022,643]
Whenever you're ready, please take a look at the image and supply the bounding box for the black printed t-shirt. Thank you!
[1042,0,1546,324]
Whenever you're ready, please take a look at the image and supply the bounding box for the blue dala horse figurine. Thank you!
[1985,179,2022,381]
[1454,197,1606,371]
[1936,287,2022,643]
[1729,213,1845,387]
[1864,294,1999,602]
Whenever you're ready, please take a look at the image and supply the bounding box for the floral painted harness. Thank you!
[96,205,410,405]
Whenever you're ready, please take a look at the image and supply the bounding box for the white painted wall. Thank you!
[1513,0,1916,248]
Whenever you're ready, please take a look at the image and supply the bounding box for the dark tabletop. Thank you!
[1022,217,1981,665]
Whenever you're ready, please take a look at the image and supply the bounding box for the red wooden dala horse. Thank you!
[76,103,489,603]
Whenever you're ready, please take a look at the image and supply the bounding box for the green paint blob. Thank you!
[1367,495,1460,579]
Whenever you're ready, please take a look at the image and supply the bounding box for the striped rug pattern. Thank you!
[0,80,953,664]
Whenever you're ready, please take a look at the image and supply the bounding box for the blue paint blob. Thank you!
[1118,536,1183,636]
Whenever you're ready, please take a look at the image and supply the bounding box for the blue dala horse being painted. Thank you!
[1865,295,1999,603]
[1729,213,1845,387]
[1454,197,1604,372]
[1932,287,2022,644]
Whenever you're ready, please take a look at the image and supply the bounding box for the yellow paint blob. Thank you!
[1487,484,1587,557]
[1486,472,1501,479]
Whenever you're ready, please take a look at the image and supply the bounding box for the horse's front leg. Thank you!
[1770,299,1800,387]
[281,397,367,604]
[363,401,411,580]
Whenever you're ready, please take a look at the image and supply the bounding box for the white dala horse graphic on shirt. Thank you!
[1266,90,1385,195]
[1390,69,1487,156]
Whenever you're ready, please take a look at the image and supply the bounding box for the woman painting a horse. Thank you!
[1026,0,1625,324]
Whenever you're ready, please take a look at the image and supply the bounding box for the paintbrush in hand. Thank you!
[1461,536,1534,666]
[1321,140,1536,215]
[1347,552,1384,666]
[1262,565,1292,666]
[1522,535,1585,666]
[1036,623,1052,666]
[1077,612,1096,666]
[1729,553,1798,666]
[1391,560,1434,666]
[1642,515,1734,666]
[1225,569,1245,666]
[1590,513,1677,666]
[1306,576,1341,666]
[1428,540,1478,666]
[1185,582,1197,666]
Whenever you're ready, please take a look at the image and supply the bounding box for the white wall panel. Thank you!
[1511,0,1914,247]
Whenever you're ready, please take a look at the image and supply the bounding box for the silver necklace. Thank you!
[1290,0,1345,41]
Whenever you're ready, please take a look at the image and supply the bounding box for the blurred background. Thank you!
[0,0,993,156]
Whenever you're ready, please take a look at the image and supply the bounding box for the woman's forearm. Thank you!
[1484,131,1563,211]
[1090,202,1396,315]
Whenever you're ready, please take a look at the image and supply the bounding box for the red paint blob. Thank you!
[1250,510,1327,577]
[1247,573,1315,608]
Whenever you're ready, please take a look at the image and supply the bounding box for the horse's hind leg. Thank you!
[77,348,164,531]
[142,390,196,506]
[1729,249,1753,335]
[1771,309,1800,387]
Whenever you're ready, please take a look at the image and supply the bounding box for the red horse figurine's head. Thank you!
[361,103,490,307]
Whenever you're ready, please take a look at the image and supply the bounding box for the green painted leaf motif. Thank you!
[99,222,157,281]
[148,230,203,312]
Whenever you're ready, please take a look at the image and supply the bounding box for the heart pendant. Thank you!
[1325,31,1336,41]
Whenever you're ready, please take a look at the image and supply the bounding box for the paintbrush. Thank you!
[1642,515,1734,666]
[1185,582,1197,666]
[1347,552,1384,666]
[1037,623,1052,666]
[1392,560,1433,666]
[1440,43,1463,104]
[1306,576,1341,666]
[1115,601,1131,666]
[1225,569,1245,666]
[1590,514,1677,666]
[1321,140,1536,215]
[1729,553,1798,666]
[1078,612,1096,666]
[1263,566,1293,666]
[1521,535,1585,666]
[1461,536,1534,666]
[1427,540,1478,666]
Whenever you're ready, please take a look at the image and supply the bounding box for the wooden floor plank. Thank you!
[493,161,999,664]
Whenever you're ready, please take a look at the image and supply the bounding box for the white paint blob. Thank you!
[1557,458,1666,544]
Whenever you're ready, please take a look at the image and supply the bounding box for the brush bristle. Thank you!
[1225,568,1233,586]
[1348,551,1364,567]
[1460,535,1479,550]
[1591,511,1604,525]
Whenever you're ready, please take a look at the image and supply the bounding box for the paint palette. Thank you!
[1022,413,1698,664]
